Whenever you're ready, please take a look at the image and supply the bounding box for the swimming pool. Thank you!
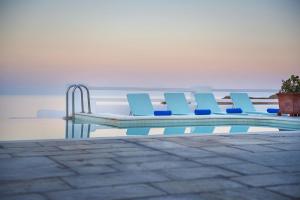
[0,95,299,141]
[66,122,298,139]
[1,117,299,141]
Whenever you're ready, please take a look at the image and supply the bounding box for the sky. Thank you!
[0,0,300,94]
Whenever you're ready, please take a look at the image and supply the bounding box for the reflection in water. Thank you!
[65,120,94,139]
[164,127,186,135]
[65,120,288,139]
[229,126,249,134]
[191,126,215,134]
[126,128,150,136]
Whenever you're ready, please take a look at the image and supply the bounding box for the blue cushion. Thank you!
[226,108,243,113]
[267,108,279,113]
[194,109,211,115]
[154,110,172,116]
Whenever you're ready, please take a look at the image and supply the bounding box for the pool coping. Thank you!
[74,113,300,129]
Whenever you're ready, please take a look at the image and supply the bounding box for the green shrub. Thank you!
[280,75,300,93]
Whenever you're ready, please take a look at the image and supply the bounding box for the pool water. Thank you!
[1,118,297,141]
[65,122,297,139]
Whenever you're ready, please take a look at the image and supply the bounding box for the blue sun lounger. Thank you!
[127,93,153,116]
[127,93,171,116]
[194,93,225,114]
[230,93,277,115]
[164,93,192,115]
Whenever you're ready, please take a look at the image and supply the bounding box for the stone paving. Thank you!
[0,131,300,200]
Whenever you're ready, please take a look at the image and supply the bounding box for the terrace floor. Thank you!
[1,132,300,200]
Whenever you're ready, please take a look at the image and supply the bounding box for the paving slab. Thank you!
[62,171,169,188]
[139,141,188,149]
[134,194,204,200]
[232,144,281,152]
[232,173,300,187]
[193,156,245,165]
[113,150,165,157]
[85,146,151,154]
[0,146,59,154]
[0,154,12,159]
[0,142,41,148]
[273,165,300,173]
[1,194,47,200]
[217,137,276,145]
[112,160,200,171]
[162,147,216,158]
[153,178,244,194]
[221,163,279,175]
[198,188,291,200]
[158,137,223,148]
[267,184,300,198]
[237,151,300,167]
[201,146,252,156]
[38,140,92,147]
[47,184,165,200]
[158,166,239,180]
[89,139,125,144]
[113,154,182,163]
[264,143,300,151]
[12,150,86,157]
[58,142,139,150]
[57,157,118,167]
[71,165,116,174]
[0,178,70,196]
[260,136,300,144]
[0,157,74,181]
[50,152,114,161]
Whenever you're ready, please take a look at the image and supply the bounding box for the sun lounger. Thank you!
[164,93,192,115]
[194,93,225,114]
[127,93,171,116]
[230,93,277,115]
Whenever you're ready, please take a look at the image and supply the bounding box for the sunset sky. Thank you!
[0,0,299,94]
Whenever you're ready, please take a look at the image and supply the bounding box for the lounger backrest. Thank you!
[230,93,256,112]
[126,93,154,116]
[194,93,221,113]
[164,93,191,115]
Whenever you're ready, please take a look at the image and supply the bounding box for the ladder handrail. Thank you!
[65,84,92,119]
[78,84,92,114]
[72,85,85,116]
[65,84,77,119]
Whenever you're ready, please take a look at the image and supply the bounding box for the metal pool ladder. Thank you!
[65,84,92,119]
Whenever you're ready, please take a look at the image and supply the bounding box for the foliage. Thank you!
[280,75,300,93]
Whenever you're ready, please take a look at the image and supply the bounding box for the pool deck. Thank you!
[1,132,300,200]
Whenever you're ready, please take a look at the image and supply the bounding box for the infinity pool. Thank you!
[65,122,298,139]
[1,95,299,141]
[0,118,299,141]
